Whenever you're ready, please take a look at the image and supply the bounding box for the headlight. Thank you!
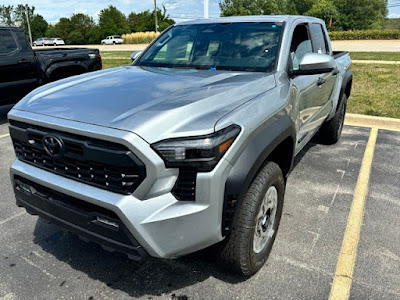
[151,125,241,172]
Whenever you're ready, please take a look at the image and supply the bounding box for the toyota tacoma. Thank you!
[8,16,352,276]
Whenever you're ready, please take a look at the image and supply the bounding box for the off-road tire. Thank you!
[319,95,347,145]
[219,161,285,276]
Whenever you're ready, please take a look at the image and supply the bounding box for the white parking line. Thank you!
[21,256,56,279]
[0,211,25,225]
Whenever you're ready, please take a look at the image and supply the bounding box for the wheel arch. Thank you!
[337,69,352,111]
[46,62,88,82]
[221,114,296,236]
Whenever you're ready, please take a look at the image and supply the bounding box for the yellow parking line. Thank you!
[0,133,10,139]
[329,128,378,300]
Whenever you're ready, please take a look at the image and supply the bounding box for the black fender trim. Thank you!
[45,61,88,80]
[337,69,353,110]
[222,112,296,236]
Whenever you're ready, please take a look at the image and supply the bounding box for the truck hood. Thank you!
[14,66,276,143]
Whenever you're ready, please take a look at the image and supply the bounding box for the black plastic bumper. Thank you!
[14,176,148,261]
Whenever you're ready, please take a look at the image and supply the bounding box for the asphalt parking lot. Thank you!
[0,105,399,300]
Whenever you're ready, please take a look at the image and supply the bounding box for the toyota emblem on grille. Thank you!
[42,135,64,157]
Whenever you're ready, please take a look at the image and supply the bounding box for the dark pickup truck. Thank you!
[0,26,102,106]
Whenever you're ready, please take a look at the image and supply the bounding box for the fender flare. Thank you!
[337,69,353,110]
[221,113,296,235]
[45,61,88,80]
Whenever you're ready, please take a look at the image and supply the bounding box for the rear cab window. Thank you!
[310,23,330,55]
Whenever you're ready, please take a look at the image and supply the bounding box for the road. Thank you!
[33,40,400,52]
[1,104,400,299]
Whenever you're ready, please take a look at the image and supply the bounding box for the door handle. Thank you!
[18,59,32,64]
[317,77,326,86]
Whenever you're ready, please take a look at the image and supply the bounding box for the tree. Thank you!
[99,5,129,37]
[54,17,72,41]
[333,0,387,30]
[30,14,48,40]
[0,5,14,25]
[128,6,174,32]
[14,4,35,37]
[292,0,316,15]
[68,30,85,44]
[286,0,299,15]
[70,13,95,42]
[88,25,102,44]
[0,4,35,38]
[220,0,294,16]
[45,25,58,38]
[307,0,338,28]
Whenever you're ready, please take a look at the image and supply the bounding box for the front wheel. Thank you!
[219,161,285,276]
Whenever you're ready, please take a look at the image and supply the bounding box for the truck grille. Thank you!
[9,120,146,195]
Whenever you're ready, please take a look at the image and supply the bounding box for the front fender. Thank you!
[221,111,296,235]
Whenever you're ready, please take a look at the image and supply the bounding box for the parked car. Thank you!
[33,37,53,46]
[51,38,65,46]
[0,26,102,106]
[101,35,124,45]
[8,16,352,276]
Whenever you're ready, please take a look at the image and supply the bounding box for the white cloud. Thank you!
[388,13,400,19]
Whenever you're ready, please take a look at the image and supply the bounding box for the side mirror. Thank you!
[291,53,336,76]
[130,51,143,62]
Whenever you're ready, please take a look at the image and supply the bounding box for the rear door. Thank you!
[290,23,336,153]
[0,28,39,105]
[308,23,336,115]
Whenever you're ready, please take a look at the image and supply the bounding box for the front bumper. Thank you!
[9,109,232,259]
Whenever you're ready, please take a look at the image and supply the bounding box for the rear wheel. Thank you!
[219,161,285,276]
[319,94,347,145]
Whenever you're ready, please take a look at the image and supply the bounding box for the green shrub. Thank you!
[67,31,85,44]
[329,29,400,40]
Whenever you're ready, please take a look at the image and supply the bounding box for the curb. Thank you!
[345,113,400,132]
[352,60,400,65]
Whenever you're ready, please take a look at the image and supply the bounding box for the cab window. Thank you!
[310,24,328,54]
[290,24,312,71]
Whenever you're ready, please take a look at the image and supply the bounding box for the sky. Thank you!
[1,0,400,23]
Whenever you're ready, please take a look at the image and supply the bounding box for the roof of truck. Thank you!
[177,15,322,26]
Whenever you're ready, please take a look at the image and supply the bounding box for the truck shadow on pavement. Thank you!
[33,219,245,298]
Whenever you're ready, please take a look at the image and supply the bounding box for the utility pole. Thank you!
[154,0,158,32]
[204,0,209,18]
[25,6,33,46]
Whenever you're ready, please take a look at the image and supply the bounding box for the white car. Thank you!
[33,37,53,46]
[51,38,65,46]
[101,35,124,45]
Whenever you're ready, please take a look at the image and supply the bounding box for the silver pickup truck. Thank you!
[8,15,352,276]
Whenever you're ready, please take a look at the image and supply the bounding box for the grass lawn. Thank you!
[102,58,131,69]
[100,52,400,119]
[349,52,400,61]
[349,63,400,118]
[101,51,134,59]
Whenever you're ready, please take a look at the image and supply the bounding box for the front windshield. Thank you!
[136,22,282,72]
